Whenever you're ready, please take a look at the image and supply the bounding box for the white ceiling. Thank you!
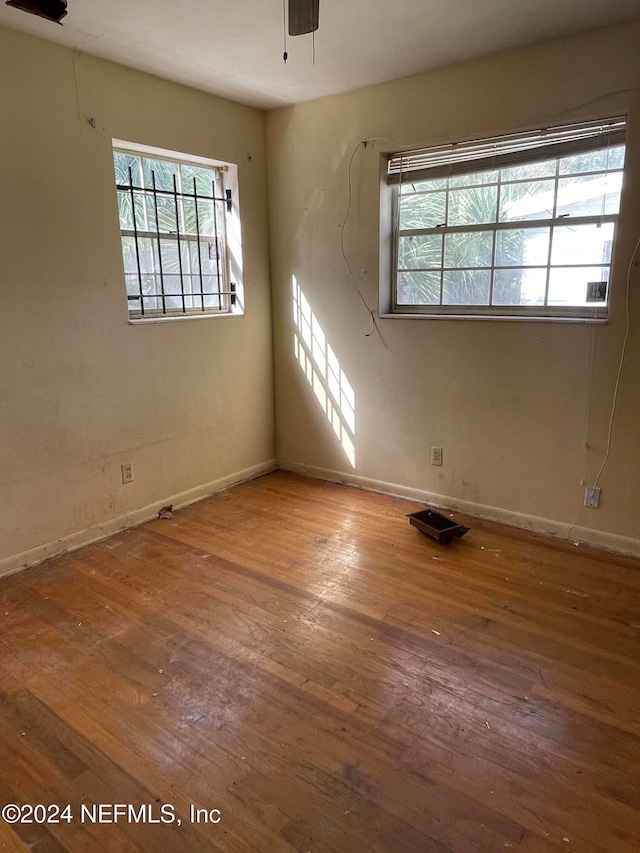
[1,0,639,109]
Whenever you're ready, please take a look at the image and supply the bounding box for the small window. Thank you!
[112,142,242,321]
[387,117,626,319]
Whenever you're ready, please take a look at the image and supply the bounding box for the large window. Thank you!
[112,142,242,321]
[388,117,626,319]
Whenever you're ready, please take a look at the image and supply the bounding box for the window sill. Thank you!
[378,312,608,324]
[128,311,242,325]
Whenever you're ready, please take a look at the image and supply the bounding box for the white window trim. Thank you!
[381,117,627,322]
[112,139,244,323]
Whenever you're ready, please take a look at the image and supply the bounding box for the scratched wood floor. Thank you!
[0,471,639,853]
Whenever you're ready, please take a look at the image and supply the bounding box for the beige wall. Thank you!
[267,20,640,553]
[0,26,275,573]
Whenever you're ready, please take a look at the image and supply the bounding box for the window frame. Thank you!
[112,140,243,323]
[385,117,627,321]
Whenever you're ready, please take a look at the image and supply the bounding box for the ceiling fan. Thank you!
[288,0,319,36]
[5,0,319,39]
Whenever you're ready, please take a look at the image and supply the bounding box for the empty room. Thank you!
[1,1,640,851]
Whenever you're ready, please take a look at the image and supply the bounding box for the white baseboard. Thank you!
[4,456,636,579]
[0,459,276,580]
[279,460,640,558]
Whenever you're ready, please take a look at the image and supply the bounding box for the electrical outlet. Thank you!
[584,486,601,509]
[121,462,134,484]
[431,446,443,466]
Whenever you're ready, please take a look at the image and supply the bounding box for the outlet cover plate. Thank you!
[584,486,601,509]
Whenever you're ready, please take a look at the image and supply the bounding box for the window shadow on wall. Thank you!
[292,276,356,468]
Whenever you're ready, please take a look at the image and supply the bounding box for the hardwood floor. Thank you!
[0,471,639,852]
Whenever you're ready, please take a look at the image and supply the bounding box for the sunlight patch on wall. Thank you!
[292,276,356,467]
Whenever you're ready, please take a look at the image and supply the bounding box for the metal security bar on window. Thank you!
[113,150,235,318]
[388,117,627,317]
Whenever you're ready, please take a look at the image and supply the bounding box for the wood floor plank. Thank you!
[1,471,639,851]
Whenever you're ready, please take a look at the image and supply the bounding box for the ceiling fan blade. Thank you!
[5,0,67,24]
[288,0,319,36]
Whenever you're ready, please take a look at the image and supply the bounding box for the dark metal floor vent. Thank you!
[407,509,470,544]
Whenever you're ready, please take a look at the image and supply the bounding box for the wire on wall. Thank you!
[593,232,640,488]
[551,88,640,119]
[340,135,428,339]
[339,141,377,336]
[566,300,600,544]
[71,50,82,122]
